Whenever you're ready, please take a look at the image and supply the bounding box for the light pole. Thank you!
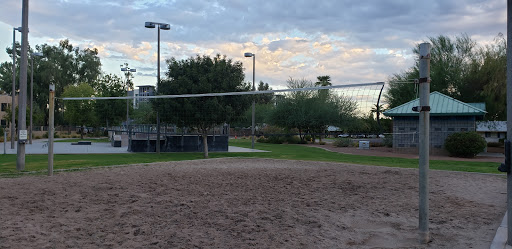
[29,52,43,144]
[145,21,170,154]
[17,0,29,171]
[121,66,136,152]
[11,27,21,149]
[244,52,256,149]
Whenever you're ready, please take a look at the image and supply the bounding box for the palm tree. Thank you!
[315,75,332,86]
[371,104,385,133]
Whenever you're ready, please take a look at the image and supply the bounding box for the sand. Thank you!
[0,158,506,248]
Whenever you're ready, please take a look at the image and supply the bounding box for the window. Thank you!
[410,127,417,131]
[1,103,6,112]
[460,128,468,131]
[398,144,405,147]
[434,127,442,132]
[485,132,491,138]
[0,120,5,127]
[447,128,455,132]
[410,144,417,148]
[398,127,405,131]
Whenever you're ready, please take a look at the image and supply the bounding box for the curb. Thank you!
[491,212,512,249]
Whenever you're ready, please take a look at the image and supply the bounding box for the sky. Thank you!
[0,0,506,89]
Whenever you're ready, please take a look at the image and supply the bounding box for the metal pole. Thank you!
[506,0,512,244]
[418,42,431,244]
[11,28,17,149]
[3,131,6,154]
[156,25,161,154]
[251,55,255,149]
[29,56,33,144]
[17,0,29,171]
[126,73,131,152]
[156,112,160,153]
[48,84,54,176]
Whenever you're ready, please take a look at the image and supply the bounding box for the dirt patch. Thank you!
[0,158,506,248]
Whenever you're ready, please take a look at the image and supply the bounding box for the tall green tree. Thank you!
[62,83,96,139]
[0,39,102,126]
[132,102,156,124]
[94,74,127,127]
[154,54,251,158]
[385,33,506,120]
[256,81,273,104]
[315,75,332,86]
[269,78,356,142]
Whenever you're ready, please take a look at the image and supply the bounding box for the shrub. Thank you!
[319,141,326,145]
[333,138,352,147]
[285,136,301,144]
[383,135,393,147]
[43,132,60,138]
[370,141,384,147]
[256,137,268,143]
[297,140,308,144]
[304,135,312,142]
[267,136,284,144]
[445,131,486,158]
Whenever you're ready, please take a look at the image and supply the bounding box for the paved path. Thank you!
[0,139,267,154]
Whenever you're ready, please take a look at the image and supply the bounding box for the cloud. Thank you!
[0,0,506,88]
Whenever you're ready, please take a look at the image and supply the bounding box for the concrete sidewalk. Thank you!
[0,139,267,154]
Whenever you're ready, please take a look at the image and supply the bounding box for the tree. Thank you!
[385,33,506,120]
[62,83,96,139]
[154,54,251,158]
[94,74,127,127]
[256,81,273,104]
[315,75,332,101]
[0,39,102,126]
[132,102,156,124]
[315,75,332,86]
[269,78,357,142]
[370,104,385,133]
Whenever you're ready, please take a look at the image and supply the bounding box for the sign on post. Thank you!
[19,130,28,140]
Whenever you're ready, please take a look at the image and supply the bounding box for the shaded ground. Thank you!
[0,158,506,248]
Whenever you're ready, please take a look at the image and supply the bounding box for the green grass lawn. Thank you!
[0,138,501,177]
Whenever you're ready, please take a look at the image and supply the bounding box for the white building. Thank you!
[476,121,506,143]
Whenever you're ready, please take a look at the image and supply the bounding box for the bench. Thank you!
[71,141,92,145]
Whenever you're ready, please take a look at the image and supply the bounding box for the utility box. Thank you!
[359,140,370,150]
[112,135,122,147]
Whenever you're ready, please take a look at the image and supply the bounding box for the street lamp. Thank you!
[244,52,256,149]
[29,52,43,144]
[121,66,136,152]
[145,21,170,154]
[11,27,21,149]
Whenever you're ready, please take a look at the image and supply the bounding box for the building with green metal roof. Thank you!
[383,91,486,153]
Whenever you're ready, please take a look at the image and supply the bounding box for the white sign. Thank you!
[19,130,28,140]
[359,140,370,150]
